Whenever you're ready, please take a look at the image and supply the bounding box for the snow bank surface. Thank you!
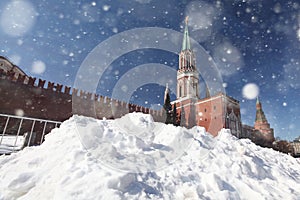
[0,113,299,200]
[0,136,24,154]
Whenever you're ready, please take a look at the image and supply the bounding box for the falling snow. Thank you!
[0,0,36,37]
[242,83,259,100]
[31,60,46,75]
[0,0,298,141]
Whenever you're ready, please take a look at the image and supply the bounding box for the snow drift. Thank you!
[0,113,299,200]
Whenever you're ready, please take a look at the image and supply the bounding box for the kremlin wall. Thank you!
[0,68,165,121]
[0,56,165,145]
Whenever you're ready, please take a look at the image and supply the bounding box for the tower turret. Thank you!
[254,97,274,145]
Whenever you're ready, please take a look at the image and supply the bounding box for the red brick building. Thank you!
[171,18,242,137]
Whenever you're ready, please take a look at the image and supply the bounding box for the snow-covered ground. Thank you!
[0,135,24,155]
[0,113,299,200]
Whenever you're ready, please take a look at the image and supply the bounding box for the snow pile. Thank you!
[0,136,24,154]
[0,113,299,200]
[76,112,196,172]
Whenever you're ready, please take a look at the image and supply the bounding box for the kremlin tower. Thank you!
[171,17,242,136]
[253,97,274,146]
[177,16,199,99]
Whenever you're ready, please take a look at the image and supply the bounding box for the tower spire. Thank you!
[182,16,191,51]
[164,83,169,103]
[255,97,266,123]
[206,84,211,98]
[177,15,199,99]
[256,96,260,105]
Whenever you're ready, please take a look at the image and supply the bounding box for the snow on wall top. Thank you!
[0,112,299,200]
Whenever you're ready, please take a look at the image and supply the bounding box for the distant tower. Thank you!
[254,97,274,144]
[177,16,199,99]
[205,84,211,98]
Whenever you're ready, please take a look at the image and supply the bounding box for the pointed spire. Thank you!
[206,84,211,98]
[164,83,169,103]
[255,97,267,123]
[256,96,262,110]
[256,96,260,104]
[182,16,191,51]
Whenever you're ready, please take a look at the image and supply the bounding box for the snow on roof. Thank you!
[0,112,299,199]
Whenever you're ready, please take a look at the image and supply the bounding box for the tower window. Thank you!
[204,108,207,112]
[179,85,182,97]
[180,57,183,68]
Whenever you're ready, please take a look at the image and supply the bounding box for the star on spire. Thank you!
[185,16,189,25]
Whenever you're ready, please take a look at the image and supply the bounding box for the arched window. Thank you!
[179,85,182,97]
[186,55,190,67]
[180,57,183,68]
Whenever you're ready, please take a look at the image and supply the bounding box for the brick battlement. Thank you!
[0,69,165,123]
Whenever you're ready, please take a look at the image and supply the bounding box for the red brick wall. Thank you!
[174,94,242,137]
[195,97,224,137]
[0,78,72,121]
[0,71,159,122]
